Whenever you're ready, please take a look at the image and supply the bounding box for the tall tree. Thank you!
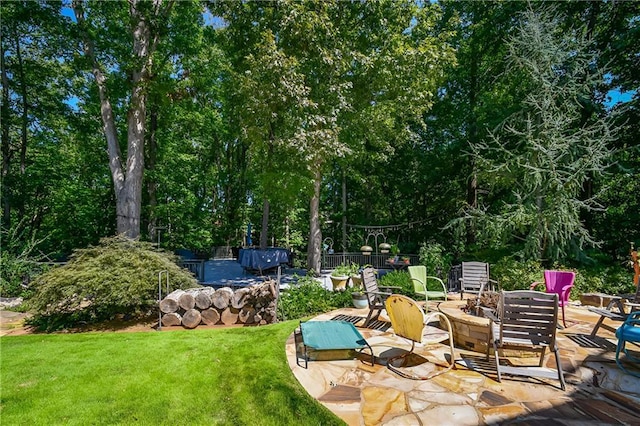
[469,7,616,261]
[0,1,75,239]
[72,0,175,239]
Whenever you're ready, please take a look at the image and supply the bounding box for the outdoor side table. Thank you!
[296,321,374,368]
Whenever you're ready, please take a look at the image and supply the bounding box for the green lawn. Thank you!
[0,321,344,425]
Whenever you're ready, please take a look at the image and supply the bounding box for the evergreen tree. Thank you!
[468,7,616,261]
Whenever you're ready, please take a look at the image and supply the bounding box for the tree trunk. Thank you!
[238,306,256,324]
[260,197,269,249]
[220,307,239,325]
[181,309,202,329]
[159,289,185,314]
[201,308,221,325]
[307,168,322,274]
[466,36,479,247]
[342,169,347,252]
[147,107,159,242]
[211,287,233,310]
[1,41,11,228]
[161,312,182,327]
[178,291,196,311]
[16,36,27,222]
[73,0,174,239]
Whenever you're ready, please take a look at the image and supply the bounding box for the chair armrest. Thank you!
[410,278,425,288]
[530,281,544,290]
[560,284,574,299]
[623,310,640,326]
[625,302,640,312]
[363,290,393,297]
[481,307,499,323]
[488,278,499,289]
[426,276,447,294]
[379,285,401,292]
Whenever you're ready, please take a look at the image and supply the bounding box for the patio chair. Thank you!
[615,311,640,377]
[530,270,576,329]
[361,267,400,327]
[484,290,566,390]
[385,294,455,380]
[459,261,498,300]
[589,284,640,337]
[407,265,447,304]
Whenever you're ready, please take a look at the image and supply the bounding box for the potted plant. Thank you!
[349,263,363,288]
[330,263,352,291]
[390,244,400,262]
[402,256,410,265]
[351,289,369,309]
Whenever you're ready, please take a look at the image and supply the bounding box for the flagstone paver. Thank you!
[286,304,640,425]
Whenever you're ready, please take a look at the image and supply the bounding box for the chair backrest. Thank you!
[543,270,576,302]
[461,261,490,294]
[408,265,427,294]
[361,267,380,306]
[385,294,424,343]
[498,290,559,347]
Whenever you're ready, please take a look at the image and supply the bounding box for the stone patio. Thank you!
[286,302,640,425]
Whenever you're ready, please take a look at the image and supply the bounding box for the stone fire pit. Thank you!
[438,300,490,353]
[437,298,536,357]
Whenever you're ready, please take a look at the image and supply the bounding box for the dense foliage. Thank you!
[27,237,197,330]
[1,1,638,288]
[277,276,355,321]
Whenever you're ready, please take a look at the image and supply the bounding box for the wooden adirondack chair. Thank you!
[484,290,566,390]
[361,267,400,327]
[590,284,640,337]
[459,261,498,300]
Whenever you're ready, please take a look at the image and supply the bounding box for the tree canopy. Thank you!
[1,0,638,278]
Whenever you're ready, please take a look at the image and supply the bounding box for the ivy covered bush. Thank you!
[27,236,197,330]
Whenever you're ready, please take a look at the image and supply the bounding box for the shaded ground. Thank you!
[201,259,308,289]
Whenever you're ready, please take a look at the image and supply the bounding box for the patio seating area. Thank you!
[286,300,640,425]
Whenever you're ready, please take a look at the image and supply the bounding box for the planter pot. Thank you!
[350,274,363,288]
[330,275,349,291]
[352,293,368,309]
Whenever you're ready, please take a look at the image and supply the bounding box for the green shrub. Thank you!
[0,225,49,298]
[571,265,634,297]
[418,242,453,279]
[27,236,198,331]
[491,258,544,291]
[491,257,635,299]
[378,271,414,296]
[277,276,358,321]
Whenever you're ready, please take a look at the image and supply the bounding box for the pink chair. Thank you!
[530,270,576,328]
